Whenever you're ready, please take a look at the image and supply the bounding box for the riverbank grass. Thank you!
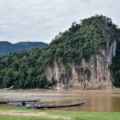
[0,106,120,120]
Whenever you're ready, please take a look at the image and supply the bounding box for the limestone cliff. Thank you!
[45,39,116,89]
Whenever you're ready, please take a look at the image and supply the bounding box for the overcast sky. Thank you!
[0,0,120,44]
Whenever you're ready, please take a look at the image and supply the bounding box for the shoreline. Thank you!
[0,89,120,112]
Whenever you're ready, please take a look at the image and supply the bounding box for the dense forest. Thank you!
[0,41,46,54]
[0,15,120,89]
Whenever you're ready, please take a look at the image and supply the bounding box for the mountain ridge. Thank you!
[0,41,46,54]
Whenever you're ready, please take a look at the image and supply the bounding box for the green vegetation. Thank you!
[0,106,120,120]
[0,48,56,89]
[0,115,50,120]
[0,41,46,54]
[0,15,120,88]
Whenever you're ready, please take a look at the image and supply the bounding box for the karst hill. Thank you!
[0,15,120,89]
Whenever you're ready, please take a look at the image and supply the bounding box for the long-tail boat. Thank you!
[0,99,40,105]
[35,101,86,109]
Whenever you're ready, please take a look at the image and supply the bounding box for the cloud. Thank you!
[0,0,120,43]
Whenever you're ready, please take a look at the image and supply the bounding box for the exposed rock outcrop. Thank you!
[45,39,116,89]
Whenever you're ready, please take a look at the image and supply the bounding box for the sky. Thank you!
[0,0,120,44]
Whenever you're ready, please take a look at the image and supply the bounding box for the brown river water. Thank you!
[0,89,120,112]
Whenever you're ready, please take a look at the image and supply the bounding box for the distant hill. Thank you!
[0,41,46,54]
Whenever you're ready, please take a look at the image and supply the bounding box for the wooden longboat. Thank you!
[35,101,86,109]
[0,99,40,104]
[0,101,9,104]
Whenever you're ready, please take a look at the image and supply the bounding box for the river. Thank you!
[0,89,120,112]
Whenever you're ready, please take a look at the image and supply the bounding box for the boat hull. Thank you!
[0,99,39,104]
[0,101,9,104]
[36,101,86,109]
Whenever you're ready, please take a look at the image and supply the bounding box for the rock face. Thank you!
[45,39,116,89]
